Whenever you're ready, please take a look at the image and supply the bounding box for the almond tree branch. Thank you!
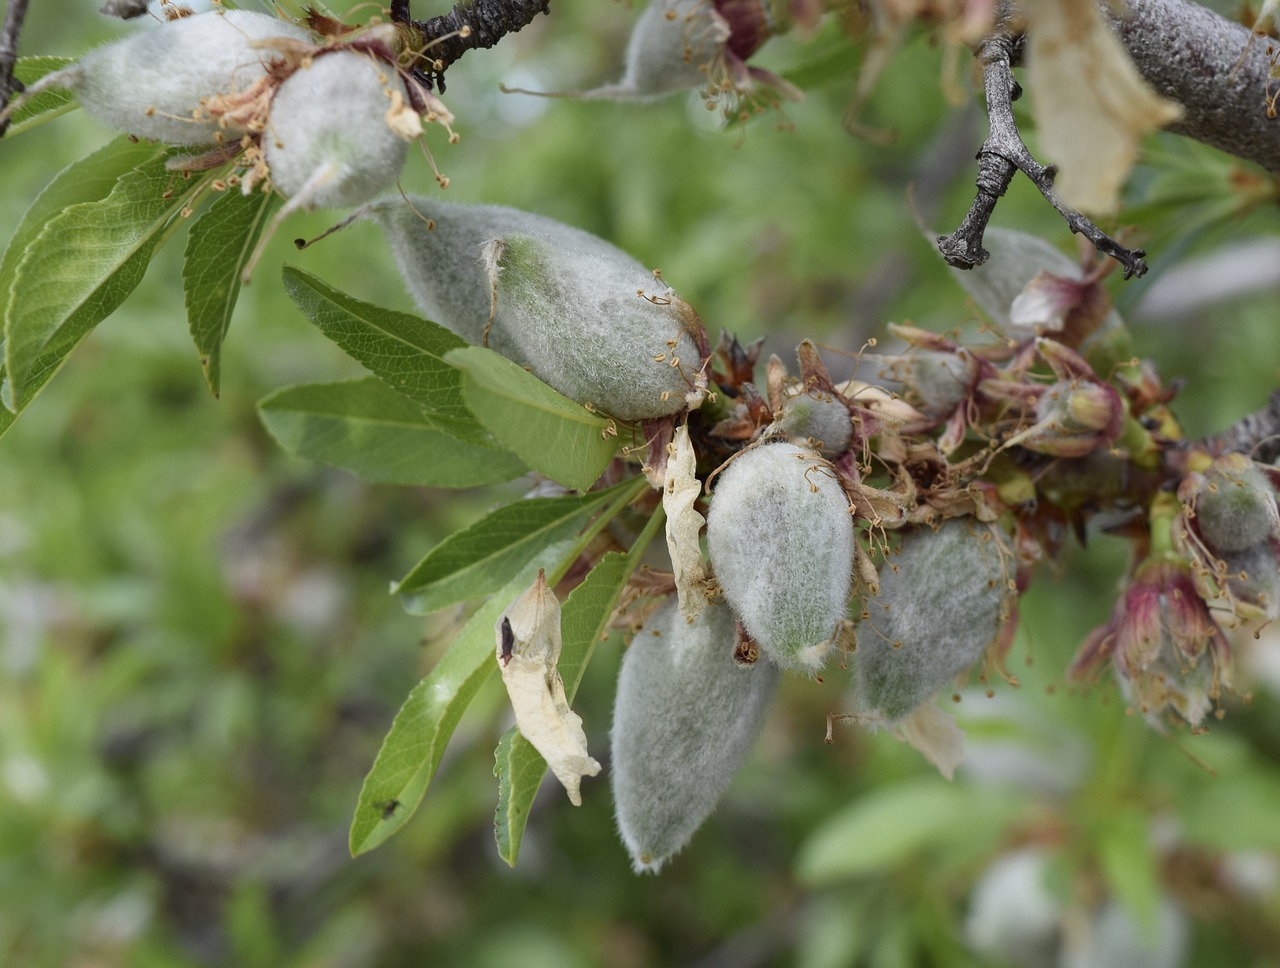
[1203,389,1280,464]
[394,0,551,91]
[1109,0,1280,176]
[0,0,31,136]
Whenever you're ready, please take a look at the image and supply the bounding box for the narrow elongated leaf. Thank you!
[184,189,278,397]
[4,145,212,405]
[5,57,77,136]
[349,541,579,856]
[258,377,526,488]
[446,346,620,492]
[394,487,628,614]
[795,779,1025,885]
[282,266,474,421]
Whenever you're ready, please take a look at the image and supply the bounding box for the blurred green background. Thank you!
[3,1,1280,965]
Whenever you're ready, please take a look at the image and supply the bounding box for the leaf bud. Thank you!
[611,601,779,873]
[706,441,854,674]
[856,520,1010,723]
[366,197,710,421]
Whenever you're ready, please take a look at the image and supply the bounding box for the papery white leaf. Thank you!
[898,702,966,781]
[663,424,709,621]
[1025,0,1182,214]
[497,571,602,805]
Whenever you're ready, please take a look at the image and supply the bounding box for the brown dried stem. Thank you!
[393,0,551,91]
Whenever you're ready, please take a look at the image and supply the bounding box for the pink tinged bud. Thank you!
[46,10,311,145]
[706,442,855,675]
[1184,453,1280,555]
[1008,269,1086,336]
[856,520,1012,723]
[1109,559,1231,727]
[368,197,710,421]
[1008,379,1124,459]
[611,602,779,873]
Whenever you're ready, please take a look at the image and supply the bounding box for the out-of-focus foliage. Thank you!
[4,0,1280,966]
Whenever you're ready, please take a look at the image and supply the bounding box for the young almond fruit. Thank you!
[264,50,414,210]
[856,520,1010,723]
[706,441,855,674]
[611,601,779,873]
[366,197,710,421]
[1182,453,1280,556]
[21,10,311,145]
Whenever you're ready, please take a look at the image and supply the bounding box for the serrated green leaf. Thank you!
[282,266,475,422]
[4,144,212,407]
[184,189,278,397]
[5,57,77,136]
[349,541,579,857]
[795,779,1025,885]
[394,487,629,614]
[257,377,526,488]
[445,346,620,493]
[492,503,662,867]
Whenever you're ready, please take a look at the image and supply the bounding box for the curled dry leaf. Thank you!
[1025,0,1182,215]
[663,424,710,621]
[496,571,602,805]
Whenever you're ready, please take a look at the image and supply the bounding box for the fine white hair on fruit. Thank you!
[610,601,779,874]
[856,519,1008,723]
[364,197,710,421]
[705,441,855,675]
[38,9,311,145]
[263,50,412,211]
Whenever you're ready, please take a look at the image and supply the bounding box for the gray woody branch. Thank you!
[940,0,1280,275]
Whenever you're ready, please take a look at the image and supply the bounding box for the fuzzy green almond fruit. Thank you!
[706,441,854,674]
[1188,453,1280,555]
[30,10,311,145]
[774,390,853,456]
[856,519,1009,723]
[611,601,779,873]
[367,197,710,421]
[265,50,412,210]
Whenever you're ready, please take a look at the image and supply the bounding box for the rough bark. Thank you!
[1110,0,1280,175]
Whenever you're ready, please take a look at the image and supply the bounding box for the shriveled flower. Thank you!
[1071,556,1231,728]
[1001,339,1124,459]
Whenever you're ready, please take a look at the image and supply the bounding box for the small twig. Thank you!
[394,0,551,92]
[0,0,31,137]
[1202,389,1280,464]
[937,32,1148,280]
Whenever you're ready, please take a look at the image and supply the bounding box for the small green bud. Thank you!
[367,197,710,421]
[857,520,1009,723]
[264,51,411,210]
[706,441,854,674]
[55,10,311,145]
[611,601,779,873]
